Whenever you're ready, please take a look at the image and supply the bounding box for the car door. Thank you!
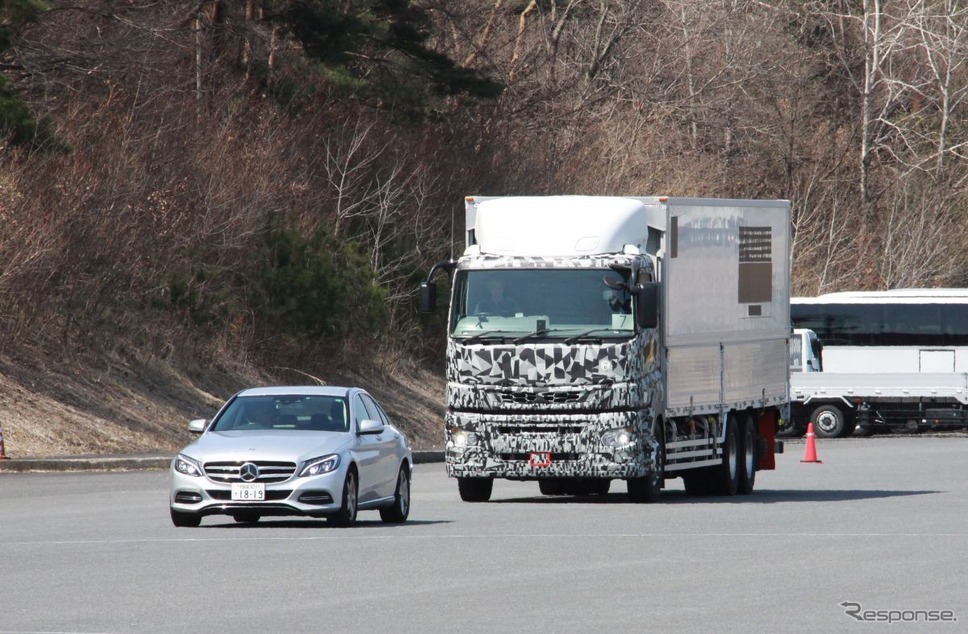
[359,393,398,499]
[351,393,386,503]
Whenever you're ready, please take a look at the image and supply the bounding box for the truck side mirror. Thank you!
[635,282,659,329]
[419,281,437,313]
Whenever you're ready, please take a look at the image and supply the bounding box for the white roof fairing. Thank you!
[467,196,658,257]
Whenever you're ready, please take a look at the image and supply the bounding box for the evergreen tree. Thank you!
[274,0,501,118]
[0,0,64,149]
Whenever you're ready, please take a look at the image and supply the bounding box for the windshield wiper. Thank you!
[563,329,620,344]
[512,329,552,344]
[457,330,510,344]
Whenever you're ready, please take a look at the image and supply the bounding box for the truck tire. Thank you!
[811,404,845,439]
[682,470,711,496]
[738,413,757,495]
[628,424,664,502]
[457,477,493,502]
[538,479,564,495]
[586,479,611,496]
[708,416,740,496]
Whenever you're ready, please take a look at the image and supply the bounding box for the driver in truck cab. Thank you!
[475,278,521,316]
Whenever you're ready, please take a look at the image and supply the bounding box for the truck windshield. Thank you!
[450,268,635,339]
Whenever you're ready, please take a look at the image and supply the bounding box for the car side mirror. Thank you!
[358,419,386,435]
[188,419,207,433]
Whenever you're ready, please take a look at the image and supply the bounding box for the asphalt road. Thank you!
[1,437,966,633]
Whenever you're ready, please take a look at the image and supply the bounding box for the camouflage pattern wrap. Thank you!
[444,251,665,480]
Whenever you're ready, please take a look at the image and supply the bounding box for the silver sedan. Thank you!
[169,386,412,527]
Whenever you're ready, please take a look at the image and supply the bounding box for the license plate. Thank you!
[231,483,265,501]
[530,452,552,467]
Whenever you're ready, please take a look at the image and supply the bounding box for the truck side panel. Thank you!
[661,200,790,416]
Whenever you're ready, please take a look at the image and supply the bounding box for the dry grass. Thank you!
[0,346,445,458]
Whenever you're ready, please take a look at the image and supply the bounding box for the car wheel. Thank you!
[380,465,411,523]
[330,469,358,527]
[232,513,261,524]
[170,508,201,528]
[457,477,493,502]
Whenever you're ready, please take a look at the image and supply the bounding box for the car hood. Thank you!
[179,430,353,464]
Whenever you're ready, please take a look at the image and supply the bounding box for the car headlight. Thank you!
[174,454,203,477]
[299,454,341,477]
[602,428,634,449]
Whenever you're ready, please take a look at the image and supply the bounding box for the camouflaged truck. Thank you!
[419,196,790,502]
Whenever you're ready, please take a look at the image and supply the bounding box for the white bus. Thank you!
[791,289,968,374]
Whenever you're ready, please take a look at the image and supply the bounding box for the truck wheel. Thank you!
[738,413,757,495]
[628,431,663,503]
[587,479,611,496]
[811,404,845,439]
[682,470,711,496]
[538,479,564,495]
[457,477,493,502]
[709,416,739,496]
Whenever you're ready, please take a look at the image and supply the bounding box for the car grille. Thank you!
[203,461,297,483]
[207,489,293,501]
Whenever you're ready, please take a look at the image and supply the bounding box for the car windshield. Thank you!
[449,268,635,340]
[210,395,349,432]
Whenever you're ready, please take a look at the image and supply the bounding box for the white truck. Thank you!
[419,196,790,502]
[788,326,968,438]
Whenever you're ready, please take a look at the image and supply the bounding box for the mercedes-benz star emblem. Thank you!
[240,462,259,482]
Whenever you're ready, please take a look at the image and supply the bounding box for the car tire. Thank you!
[330,468,358,527]
[170,508,201,528]
[380,465,411,523]
[457,477,493,502]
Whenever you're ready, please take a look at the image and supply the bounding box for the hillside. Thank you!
[0,345,445,457]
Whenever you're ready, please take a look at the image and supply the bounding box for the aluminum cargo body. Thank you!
[655,198,791,418]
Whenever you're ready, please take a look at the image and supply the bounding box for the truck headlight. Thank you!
[299,454,341,477]
[602,428,634,449]
[174,454,203,477]
[451,430,478,447]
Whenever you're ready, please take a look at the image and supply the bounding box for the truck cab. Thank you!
[790,328,823,373]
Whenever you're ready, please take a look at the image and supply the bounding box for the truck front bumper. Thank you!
[445,411,655,480]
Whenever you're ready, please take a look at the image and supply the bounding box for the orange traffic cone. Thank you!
[0,421,9,460]
[800,422,822,463]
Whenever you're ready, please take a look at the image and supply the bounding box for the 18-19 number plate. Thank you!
[231,483,265,501]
